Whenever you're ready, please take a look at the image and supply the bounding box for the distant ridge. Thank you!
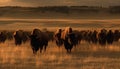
[0,6,120,19]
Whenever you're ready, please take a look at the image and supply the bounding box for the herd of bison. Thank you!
[0,27,120,54]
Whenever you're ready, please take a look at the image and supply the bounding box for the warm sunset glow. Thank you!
[0,0,120,7]
[0,0,10,3]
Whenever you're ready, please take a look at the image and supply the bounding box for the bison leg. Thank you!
[44,41,48,52]
[66,49,71,53]
[66,49,69,53]
[44,46,47,52]
[69,49,71,53]
[67,49,71,53]
[32,47,39,54]
[40,46,43,53]
[33,49,37,54]
[33,50,36,54]
[68,49,71,53]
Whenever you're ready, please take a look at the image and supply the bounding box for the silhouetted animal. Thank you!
[45,31,54,41]
[91,30,98,44]
[14,30,31,46]
[61,27,77,53]
[14,30,24,45]
[106,30,114,44]
[22,31,31,43]
[30,29,49,54]
[6,31,14,40]
[113,30,120,42]
[54,28,63,47]
[72,30,82,46]
[98,29,107,46]
[0,31,7,43]
[87,31,92,43]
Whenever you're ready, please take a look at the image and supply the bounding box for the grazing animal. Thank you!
[30,29,49,54]
[61,27,76,53]
[0,31,14,43]
[22,31,31,43]
[0,31,7,43]
[6,31,14,40]
[106,30,114,44]
[98,29,107,46]
[91,30,98,44]
[14,30,31,46]
[80,30,87,41]
[87,31,92,43]
[114,30,120,42]
[72,30,82,46]
[14,30,24,45]
[45,31,54,42]
[54,28,63,47]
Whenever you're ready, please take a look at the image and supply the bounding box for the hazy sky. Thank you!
[0,0,120,7]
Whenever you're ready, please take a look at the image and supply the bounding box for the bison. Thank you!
[0,31,7,43]
[113,30,120,42]
[54,28,63,47]
[61,27,77,53]
[6,31,14,40]
[106,30,114,44]
[91,30,98,44]
[98,29,107,46]
[14,30,31,46]
[30,29,49,54]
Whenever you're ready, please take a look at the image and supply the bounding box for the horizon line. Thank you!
[0,5,120,8]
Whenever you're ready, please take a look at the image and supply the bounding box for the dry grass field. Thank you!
[0,18,120,69]
[0,41,120,69]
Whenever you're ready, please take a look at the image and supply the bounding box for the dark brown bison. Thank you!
[91,30,98,44]
[0,31,7,43]
[98,29,107,46]
[113,30,120,42]
[30,29,49,54]
[14,30,24,45]
[79,30,87,41]
[61,27,77,53]
[87,31,93,43]
[44,30,54,42]
[54,28,63,47]
[6,31,14,40]
[14,30,31,46]
[0,31,15,43]
[72,30,82,46]
[106,30,114,44]
[22,31,31,43]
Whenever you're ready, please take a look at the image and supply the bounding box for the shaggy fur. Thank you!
[30,29,49,54]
